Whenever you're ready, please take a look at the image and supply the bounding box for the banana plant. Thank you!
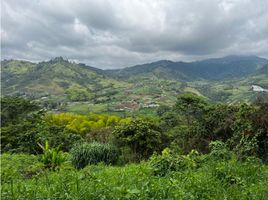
[38,140,65,170]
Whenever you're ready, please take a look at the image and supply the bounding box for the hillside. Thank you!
[1,57,127,102]
[107,55,268,81]
[1,55,268,113]
[106,55,268,104]
[256,64,268,75]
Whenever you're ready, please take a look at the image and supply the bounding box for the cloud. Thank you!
[1,0,268,68]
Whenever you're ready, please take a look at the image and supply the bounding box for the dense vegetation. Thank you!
[1,94,268,199]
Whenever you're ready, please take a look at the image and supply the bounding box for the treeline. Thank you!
[1,94,267,164]
[158,93,268,162]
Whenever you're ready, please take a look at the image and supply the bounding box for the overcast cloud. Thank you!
[1,0,268,69]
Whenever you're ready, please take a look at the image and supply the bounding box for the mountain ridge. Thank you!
[106,55,268,81]
[1,55,268,107]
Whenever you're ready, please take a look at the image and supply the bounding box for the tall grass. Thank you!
[70,142,119,169]
[1,153,268,200]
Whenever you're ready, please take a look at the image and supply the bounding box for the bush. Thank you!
[149,148,181,176]
[149,148,202,176]
[209,140,232,160]
[70,142,119,169]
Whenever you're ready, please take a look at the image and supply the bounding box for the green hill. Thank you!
[1,56,268,113]
[107,55,268,81]
[1,57,126,102]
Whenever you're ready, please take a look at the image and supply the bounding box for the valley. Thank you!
[1,55,268,114]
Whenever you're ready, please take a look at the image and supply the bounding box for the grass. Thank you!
[1,153,268,200]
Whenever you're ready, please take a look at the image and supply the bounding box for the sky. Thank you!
[1,0,268,69]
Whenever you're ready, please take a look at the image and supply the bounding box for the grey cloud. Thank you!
[1,0,268,69]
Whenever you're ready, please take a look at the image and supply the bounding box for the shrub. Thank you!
[149,148,202,176]
[209,140,232,160]
[149,148,181,176]
[70,142,119,169]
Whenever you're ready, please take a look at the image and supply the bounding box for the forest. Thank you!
[1,93,268,199]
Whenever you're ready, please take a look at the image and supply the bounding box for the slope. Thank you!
[1,57,127,102]
[106,55,268,81]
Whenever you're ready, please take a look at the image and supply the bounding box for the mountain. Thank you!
[1,55,268,112]
[107,55,268,81]
[1,57,125,102]
[256,64,268,75]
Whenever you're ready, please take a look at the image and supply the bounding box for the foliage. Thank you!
[169,93,211,153]
[1,97,45,153]
[113,119,167,160]
[156,105,171,117]
[201,104,237,141]
[66,87,94,101]
[208,140,232,160]
[229,103,268,161]
[1,120,39,153]
[85,127,113,143]
[149,148,180,176]
[1,154,41,183]
[252,102,268,162]
[38,141,66,170]
[175,92,208,124]
[2,95,268,200]
[2,153,268,200]
[149,148,202,176]
[210,158,266,189]
[36,125,84,152]
[169,95,267,161]
[117,146,137,164]
[1,122,83,154]
[45,112,131,134]
[159,111,180,128]
[1,96,40,126]
[2,95,267,163]
[70,142,119,169]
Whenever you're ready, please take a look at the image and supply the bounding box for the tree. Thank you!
[253,102,268,162]
[113,119,167,160]
[171,94,235,153]
[0,96,83,154]
[0,97,43,153]
[1,96,40,126]
[156,105,171,117]
[230,103,268,161]
[202,104,237,141]
[175,93,208,125]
